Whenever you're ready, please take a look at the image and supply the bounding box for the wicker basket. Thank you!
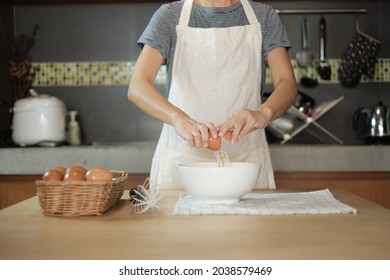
[36,170,128,216]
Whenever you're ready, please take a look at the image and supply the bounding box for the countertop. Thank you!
[0,142,389,174]
[0,188,389,260]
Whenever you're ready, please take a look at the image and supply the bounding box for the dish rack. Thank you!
[268,95,345,144]
[35,170,128,216]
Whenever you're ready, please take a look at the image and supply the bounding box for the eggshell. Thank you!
[66,165,87,175]
[224,131,233,141]
[85,168,113,182]
[64,169,86,181]
[207,137,221,151]
[53,166,66,176]
[42,169,64,181]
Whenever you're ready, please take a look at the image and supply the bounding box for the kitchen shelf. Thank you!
[8,0,372,5]
[268,95,345,145]
[276,8,367,15]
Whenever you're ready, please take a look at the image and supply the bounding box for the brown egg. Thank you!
[66,165,87,175]
[85,168,113,182]
[224,131,233,141]
[207,130,233,151]
[42,169,64,181]
[207,136,221,151]
[53,166,66,176]
[64,169,86,181]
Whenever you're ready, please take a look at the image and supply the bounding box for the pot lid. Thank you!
[14,95,66,109]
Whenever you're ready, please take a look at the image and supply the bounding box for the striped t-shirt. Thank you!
[138,0,290,94]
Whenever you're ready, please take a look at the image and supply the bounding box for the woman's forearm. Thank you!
[260,47,298,122]
[128,78,186,126]
[260,77,297,122]
[127,46,188,126]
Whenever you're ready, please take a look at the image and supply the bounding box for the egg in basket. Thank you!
[35,166,128,216]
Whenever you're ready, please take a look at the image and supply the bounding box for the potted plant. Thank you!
[8,24,39,101]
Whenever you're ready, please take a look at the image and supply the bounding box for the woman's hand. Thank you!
[128,45,220,149]
[173,114,219,149]
[218,107,273,144]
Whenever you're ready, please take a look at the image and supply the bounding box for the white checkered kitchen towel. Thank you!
[172,189,357,215]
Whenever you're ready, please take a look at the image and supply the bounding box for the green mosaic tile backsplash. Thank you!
[32,58,390,87]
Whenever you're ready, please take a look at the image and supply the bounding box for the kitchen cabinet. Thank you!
[275,172,390,210]
[1,172,389,210]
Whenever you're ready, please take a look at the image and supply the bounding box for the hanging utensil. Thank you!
[295,18,314,68]
[316,16,331,80]
[295,18,317,87]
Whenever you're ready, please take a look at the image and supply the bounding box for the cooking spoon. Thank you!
[295,18,314,68]
[316,16,331,80]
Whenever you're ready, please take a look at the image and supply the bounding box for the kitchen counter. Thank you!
[0,188,389,260]
[1,142,389,174]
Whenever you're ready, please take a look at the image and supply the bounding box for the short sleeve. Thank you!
[137,4,177,65]
[261,7,291,65]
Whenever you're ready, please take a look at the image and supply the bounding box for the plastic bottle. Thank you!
[67,111,81,145]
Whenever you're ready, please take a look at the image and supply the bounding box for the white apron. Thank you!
[150,0,275,189]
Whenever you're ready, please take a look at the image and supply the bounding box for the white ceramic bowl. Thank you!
[176,162,261,204]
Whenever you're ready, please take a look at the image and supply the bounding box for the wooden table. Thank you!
[0,188,389,260]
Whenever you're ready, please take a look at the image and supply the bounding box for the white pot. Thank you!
[11,94,67,147]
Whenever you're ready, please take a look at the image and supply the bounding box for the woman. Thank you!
[128,0,297,189]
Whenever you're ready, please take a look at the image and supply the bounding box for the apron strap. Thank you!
[240,0,258,25]
[178,0,194,26]
[179,0,259,27]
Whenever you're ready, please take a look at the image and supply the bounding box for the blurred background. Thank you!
[1,0,389,145]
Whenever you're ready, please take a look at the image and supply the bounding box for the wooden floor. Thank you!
[1,172,389,210]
